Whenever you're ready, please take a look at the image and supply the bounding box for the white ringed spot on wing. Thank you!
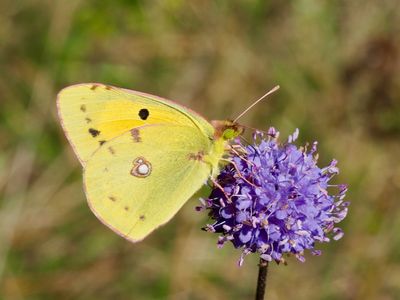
[130,156,152,178]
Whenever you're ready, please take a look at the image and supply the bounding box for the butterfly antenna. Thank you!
[233,85,280,123]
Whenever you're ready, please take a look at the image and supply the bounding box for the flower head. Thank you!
[198,128,349,265]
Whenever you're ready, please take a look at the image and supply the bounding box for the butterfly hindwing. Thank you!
[57,83,214,165]
[84,124,212,242]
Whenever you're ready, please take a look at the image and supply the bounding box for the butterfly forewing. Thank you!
[57,83,214,165]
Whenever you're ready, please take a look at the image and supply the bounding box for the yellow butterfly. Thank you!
[57,83,245,242]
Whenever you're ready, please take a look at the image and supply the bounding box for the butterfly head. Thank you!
[211,120,244,141]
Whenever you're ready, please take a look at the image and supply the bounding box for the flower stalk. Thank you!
[255,258,269,300]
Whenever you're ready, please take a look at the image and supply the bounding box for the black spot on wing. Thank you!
[90,84,99,90]
[89,128,100,137]
[130,129,141,142]
[139,215,146,221]
[99,140,106,146]
[138,108,149,120]
[80,104,86,112]
[108,196,116,202]
[108,147,115,155]
[85,117,92,123]
[188,151,205,161]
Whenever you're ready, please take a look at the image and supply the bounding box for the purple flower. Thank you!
[198,128,349,265]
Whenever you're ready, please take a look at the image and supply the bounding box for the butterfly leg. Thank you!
[229,146,256,168]
[210,177,232,203]
[220,158,258,188]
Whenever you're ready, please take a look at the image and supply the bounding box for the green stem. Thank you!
[255,258,269,300]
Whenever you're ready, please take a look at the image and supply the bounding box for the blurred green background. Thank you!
[1,1,399,299]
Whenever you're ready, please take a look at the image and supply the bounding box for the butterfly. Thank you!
[57,83,246,242]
